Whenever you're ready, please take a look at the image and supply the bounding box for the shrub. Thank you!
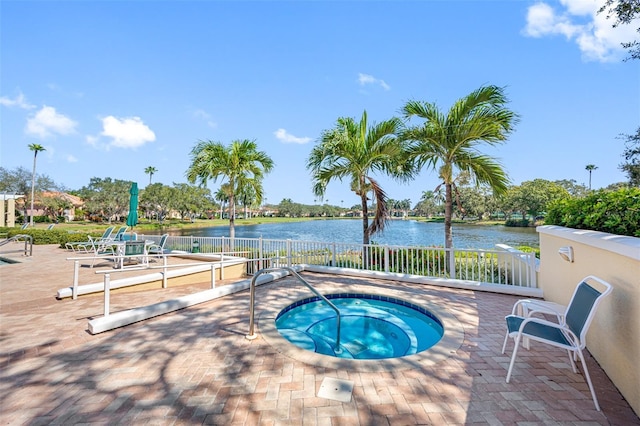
[0,227,105,246]
[505,219,530,227]
[545,188,640,237]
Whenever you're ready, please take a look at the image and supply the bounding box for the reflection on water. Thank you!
[163,219,539,249]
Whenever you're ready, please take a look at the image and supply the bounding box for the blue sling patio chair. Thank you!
[147,234,169,260]
[111,226,128,241]
[501,275,612,411]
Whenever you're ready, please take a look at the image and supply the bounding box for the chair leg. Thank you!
[501,332,510,354]
[506,334,522,383]
[567,349,578,373]
[576,349,600,411]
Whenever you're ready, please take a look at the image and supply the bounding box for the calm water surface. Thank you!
[164,219,539,249]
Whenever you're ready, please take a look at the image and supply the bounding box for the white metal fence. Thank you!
[139,235,538,288]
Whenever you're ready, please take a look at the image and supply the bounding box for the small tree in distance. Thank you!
[28,143,46,226]
[145,166,158,185]
[585,164,598,190]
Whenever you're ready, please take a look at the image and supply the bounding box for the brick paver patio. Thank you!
[1,244,638,425]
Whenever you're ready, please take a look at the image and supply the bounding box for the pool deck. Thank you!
[1,244,638,425]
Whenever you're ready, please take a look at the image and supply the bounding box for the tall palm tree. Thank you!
[402,85,518,250]
[585,164,598,190]
[28,143,46,226]
[144,166,158,185]
[307,110,415,245]
[186,139,273,239]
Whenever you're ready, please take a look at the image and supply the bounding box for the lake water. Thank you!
[164,219,539,249]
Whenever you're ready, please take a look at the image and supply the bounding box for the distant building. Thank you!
[1,194,25,227]
[26,191,84,222]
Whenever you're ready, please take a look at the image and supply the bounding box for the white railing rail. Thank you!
[72,253,257,317]
[65,251,252,301]
[139,235,538,288]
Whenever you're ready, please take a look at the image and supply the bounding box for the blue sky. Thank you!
[1,0,638,207]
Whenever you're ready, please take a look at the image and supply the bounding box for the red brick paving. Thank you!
[1,245,638,425]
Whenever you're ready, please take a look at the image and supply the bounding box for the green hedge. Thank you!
[545,188,640,237]
[0,228,103,246]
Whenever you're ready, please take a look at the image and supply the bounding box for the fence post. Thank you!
[72,260,79,300]
[384,246,390,273]
[162,255,168,289]
[103,273,110,317]
[448,248,457,279]
[287,239,292,268]
[211,264,216,288]
[259,236,263,270]
[528,253,537,288]
[332,242,336,267]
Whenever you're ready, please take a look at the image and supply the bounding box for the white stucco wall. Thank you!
[537,225,640,416]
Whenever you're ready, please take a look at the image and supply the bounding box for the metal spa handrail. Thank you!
[0,234,33,257]
[246,267,342,352]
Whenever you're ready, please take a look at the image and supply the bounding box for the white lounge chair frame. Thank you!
[66,226,115,253]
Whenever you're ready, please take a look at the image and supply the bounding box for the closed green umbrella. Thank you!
[126,182,139,234]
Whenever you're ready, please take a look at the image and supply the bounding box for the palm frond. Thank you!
[366,176,389,236]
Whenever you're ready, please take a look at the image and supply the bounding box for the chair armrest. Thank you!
[509,315,580,346]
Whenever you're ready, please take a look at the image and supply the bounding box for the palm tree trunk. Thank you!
[444,182,454,275]
[30,152,38,227]
[228,194,235,240]
[360,192,371,269]
[444,183,453,249]
[361,193,370,245]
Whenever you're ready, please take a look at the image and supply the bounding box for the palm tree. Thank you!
[585,164,598,190]
[402,85,518,250]
[307,110,415,245]
[28,143,46,226]
[238,184,258,219]
[145,166,158,185]
[186,140,273,239]
[214,185,230,220]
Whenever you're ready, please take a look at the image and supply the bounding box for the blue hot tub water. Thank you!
[275,294,444,360]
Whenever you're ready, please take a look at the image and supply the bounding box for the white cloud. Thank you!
[523,0,639,62]
[100,115,156,149]
[85,135,98,147]
[193,108,217,128]
[66,154,78,163]
[0,91,36,109]
[274,128,311,144]
[25,105,77,138]
[357,73,390,91]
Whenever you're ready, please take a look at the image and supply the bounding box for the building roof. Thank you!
[41,191,84,207]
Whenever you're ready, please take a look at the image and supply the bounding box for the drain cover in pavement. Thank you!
[317,377,354,402]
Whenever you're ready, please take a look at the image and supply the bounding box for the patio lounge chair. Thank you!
[66,226,115,252]
[147,234,169,259]
[111,226,129,241]
[502,275,613,411]
[89,239,119,268]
